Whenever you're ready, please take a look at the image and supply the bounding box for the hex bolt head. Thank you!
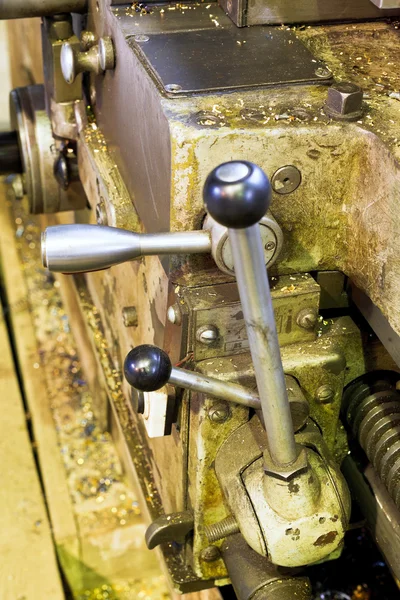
[167,304,182,326]
[325,82,363,121]
[316,385,335,404]
[122,306,138,328]
[208,402,230,423]
[200,545,221,562]
[196,325,218,345]
[296,308,318,331]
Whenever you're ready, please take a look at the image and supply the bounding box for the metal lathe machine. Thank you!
[2,0,400,598]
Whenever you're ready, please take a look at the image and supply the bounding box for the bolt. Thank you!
[316,385,335,404]
[95,198,108,225]
[165,83,182,94]
[296,308,318,330]
[196,325,218,346]
[315,65,333,79]
[265,241,276,252]
[205,516,240,543]
[271,165,302,195]
[324,82,363,121]
[122,306,138,328]
[167,304,182,326]
[200,545,221,562]
[208,402,230,423]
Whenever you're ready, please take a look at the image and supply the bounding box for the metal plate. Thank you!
[218,0,400,27]
[129,27,330,95]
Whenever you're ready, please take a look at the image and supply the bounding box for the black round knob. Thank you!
[203,161,271,229]
[124,345,172,392]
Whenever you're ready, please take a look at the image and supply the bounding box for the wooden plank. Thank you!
[6,18,43,88]
[0,186,82,586]
[0,290,64,598]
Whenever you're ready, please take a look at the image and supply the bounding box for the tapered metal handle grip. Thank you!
[41,224,211,273]
[203,161,297,468]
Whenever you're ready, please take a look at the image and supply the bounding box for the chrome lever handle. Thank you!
[203,161,297,468]
[41,224,211,273]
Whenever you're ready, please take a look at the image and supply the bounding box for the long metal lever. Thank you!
[203,161,297,468]
[41,224,211,273]
[124,345,260,409]
[124,345,309,432]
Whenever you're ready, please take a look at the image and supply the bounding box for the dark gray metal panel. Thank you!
[130,27,329,95]
[218,0,400,27]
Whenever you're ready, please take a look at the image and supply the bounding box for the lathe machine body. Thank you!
[2,0,400,597]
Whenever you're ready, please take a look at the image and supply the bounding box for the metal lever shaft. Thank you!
[203,161,297,467]
[124,345,260,409]
[41,224,211,273]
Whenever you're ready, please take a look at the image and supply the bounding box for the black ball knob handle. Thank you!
[124,345,172,392]
[203,161,272,229]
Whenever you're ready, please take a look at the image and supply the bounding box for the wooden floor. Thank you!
[0,298,65,599]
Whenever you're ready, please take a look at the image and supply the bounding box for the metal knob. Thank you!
[61,36,115,84]
[124,345,309,432]
[204,161,297,468]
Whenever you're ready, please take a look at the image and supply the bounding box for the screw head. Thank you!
[200,545,220,562]
[122,306,138,328]
[316,385,335,404]
[315,65,333,79]
[296,308,318,330]
[325,82,363,121]
[208,402,230,423]
[133,34,150,43]
[167,304,182,325]
[265,241,276,251]
[196,325,218,346]
[271,165,302,195]
[165,83,182,93]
